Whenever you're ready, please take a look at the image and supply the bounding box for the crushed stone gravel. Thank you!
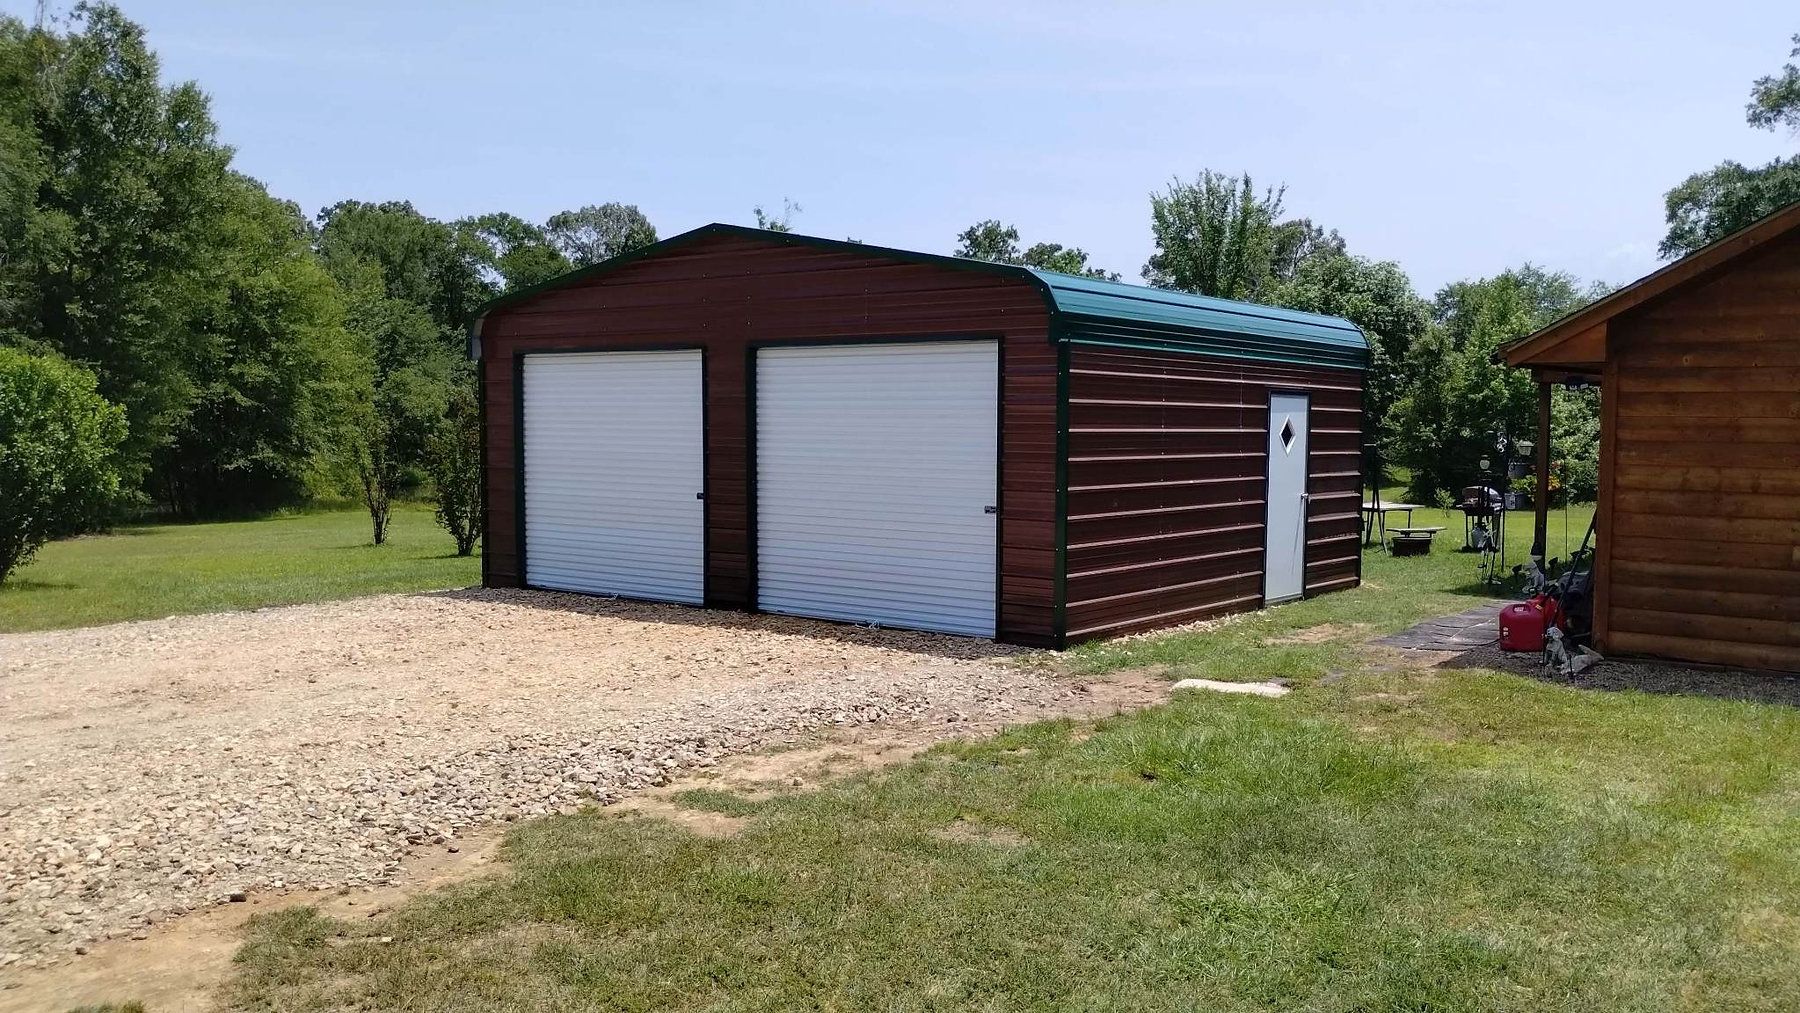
[0,588,1071,970]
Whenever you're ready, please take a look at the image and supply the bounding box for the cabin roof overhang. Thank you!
[1501,199,1800,375]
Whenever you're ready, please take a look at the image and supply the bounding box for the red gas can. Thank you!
[1499,601,1549,652]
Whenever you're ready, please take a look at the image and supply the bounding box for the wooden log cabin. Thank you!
[1502,201,1800,673]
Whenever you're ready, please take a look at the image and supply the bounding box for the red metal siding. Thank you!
[479,233,1056,646]
[1063,346,1363,641]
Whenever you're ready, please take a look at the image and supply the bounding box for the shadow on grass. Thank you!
[0,578,78,592]
[322,543,441,557]
[1444,578,1524,599]
[421,586,1027,663]
[322,543,478,560]
[1439,643,1800,708]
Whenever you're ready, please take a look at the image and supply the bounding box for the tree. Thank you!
[0,3,234,486]
[954,220,1021,262]
[1386,266,1599,501]
[315,200,494,352]
[333,268,448,545]
[752,199,801,233]
[459,212,570,291]
[0,348,127,585]
[1551,385,1602,503]
[426,385,483,556]
[1270,252,1430,436]
[1660,158,1800,257]
[1269,218,1346,283]
[0,21,43,344]
[1144,171,1291,300]
[1660,33,1800,257]
[1747,33,1800,134]
[315,202,483,542]
[545,203,657,266]
[954,220,1119,278]
[1022,242,1118,278]
[149,175,355,516]
[1,5,377,520]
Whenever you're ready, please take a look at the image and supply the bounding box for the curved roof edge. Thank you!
[469,223,1367,370]
[1027,268,1367,370]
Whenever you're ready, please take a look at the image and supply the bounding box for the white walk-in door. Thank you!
[755,341,998,637]
[522,350,705,603]
[1263,393,1311,604]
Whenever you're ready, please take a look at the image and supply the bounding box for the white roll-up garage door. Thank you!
[522,350,705,603]
[755,341,998,637]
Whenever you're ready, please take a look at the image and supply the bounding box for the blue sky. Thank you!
[17,1,1796,293]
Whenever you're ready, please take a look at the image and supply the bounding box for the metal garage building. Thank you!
[471,225,1368,647]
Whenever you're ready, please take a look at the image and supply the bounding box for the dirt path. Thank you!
[0,588,1124,983]
[0,825,513,1013]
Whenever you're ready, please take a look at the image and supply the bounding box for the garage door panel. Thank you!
[758,562,996,588]
[754,524,996,556]
[758,576,993,621]
[525,534,700,560]
[756,341,998,637]
[524,506,701,528]
[754,500,1000,525]
[523,350,705,604]
[757,548,1000,580]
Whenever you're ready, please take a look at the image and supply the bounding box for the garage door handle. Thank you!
[984,505,998,514]
[695,492,706,501]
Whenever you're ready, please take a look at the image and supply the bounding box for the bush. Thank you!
[0,348,128,584]
[426,385,483,556]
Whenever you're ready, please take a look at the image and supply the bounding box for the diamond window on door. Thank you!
[1280,417,1296,452]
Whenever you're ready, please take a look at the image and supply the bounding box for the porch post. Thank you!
[1531,379,1552,563]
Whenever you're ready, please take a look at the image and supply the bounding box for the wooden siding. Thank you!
[479,233,1058,646]
[1602,228,1800,672]
[1062,346,1363,642]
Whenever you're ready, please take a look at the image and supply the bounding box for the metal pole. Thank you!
[1531,380,1552,564]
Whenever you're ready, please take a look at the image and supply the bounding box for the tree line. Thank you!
[955,32,1800,506]
[1,3,1794,585]
[0,4,668,583]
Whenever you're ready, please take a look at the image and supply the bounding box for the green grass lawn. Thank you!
[0,505,479,633]
[222,497,1800,1012]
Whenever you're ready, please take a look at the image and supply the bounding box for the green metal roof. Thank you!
[471,224,1368,371]
[1026,268,1369,370]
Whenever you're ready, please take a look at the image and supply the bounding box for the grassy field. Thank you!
[0,505,479,633]
[222,498,1800,1011]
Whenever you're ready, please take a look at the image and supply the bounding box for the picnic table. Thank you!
[1388,525,1447,555]
[1362,501,1424,547]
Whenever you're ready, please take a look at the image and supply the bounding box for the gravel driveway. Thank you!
[0,588,1073,970]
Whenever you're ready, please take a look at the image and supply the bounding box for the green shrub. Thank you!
[0,347,128,584]
[426,384,483,556]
